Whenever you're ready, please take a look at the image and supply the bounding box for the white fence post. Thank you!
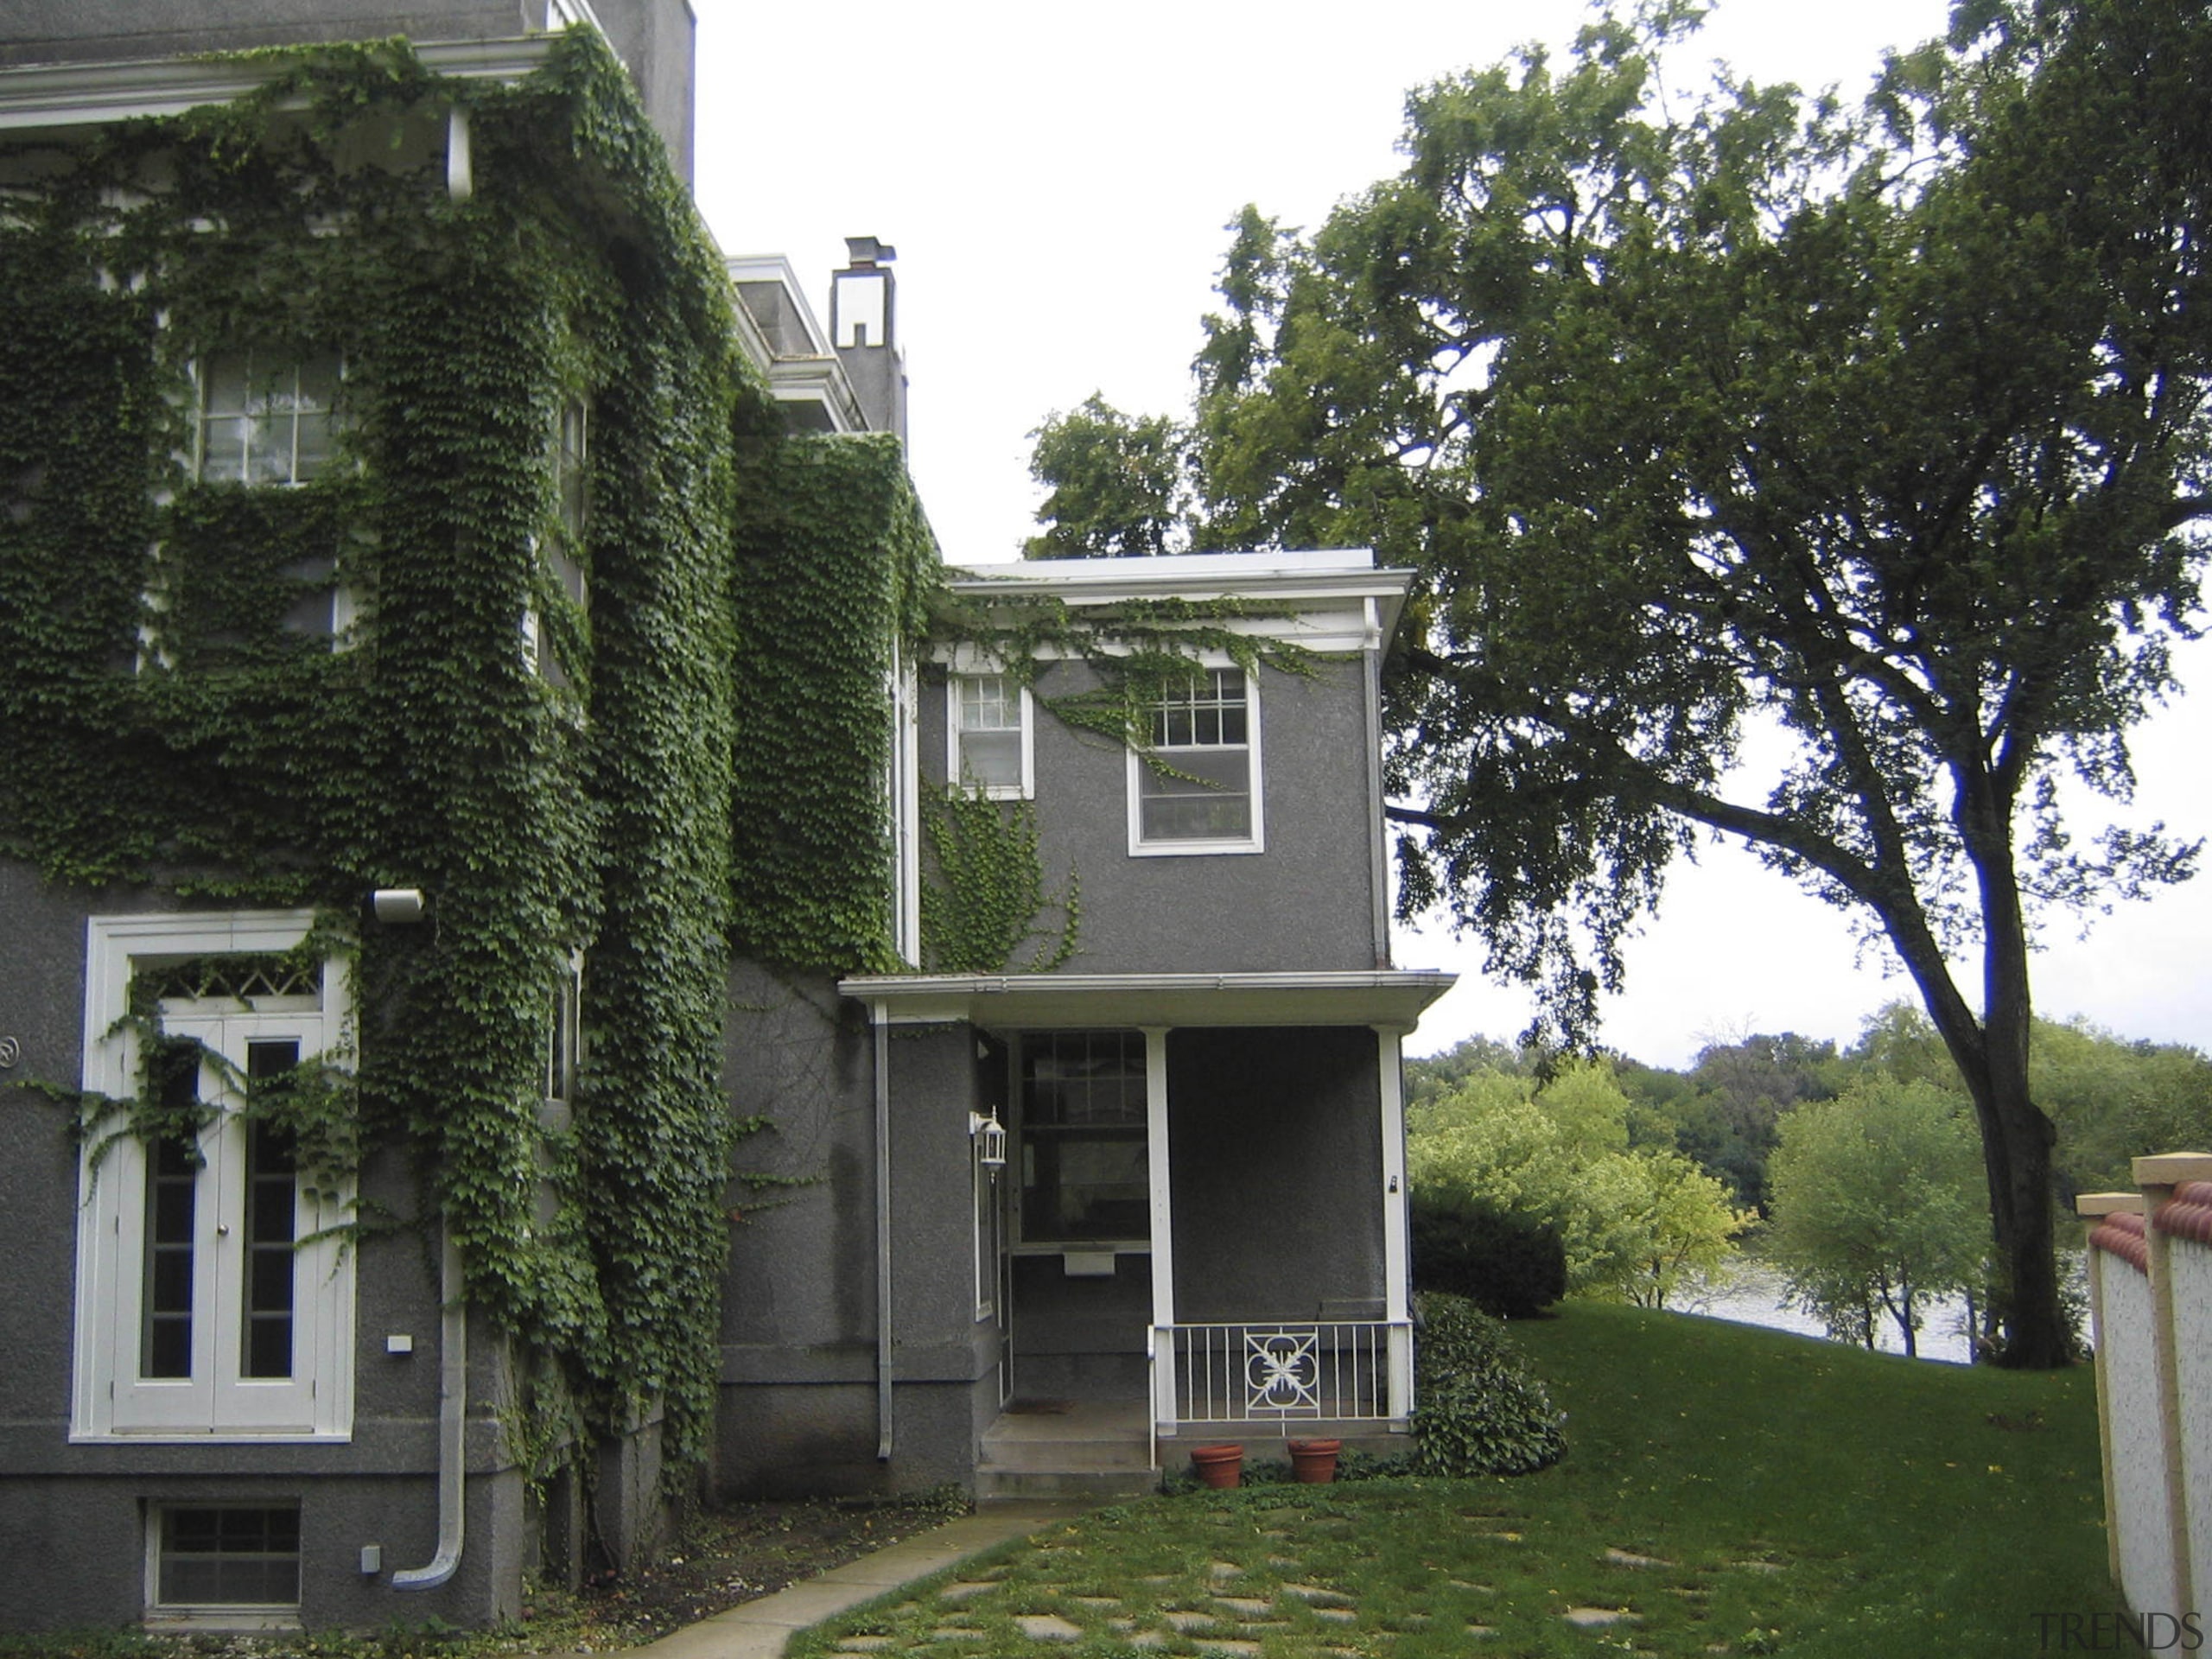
[2079,1152,2212,1634]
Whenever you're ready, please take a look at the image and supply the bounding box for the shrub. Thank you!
[1408,1292,1567,1477]
[1410,1191,1567,1318]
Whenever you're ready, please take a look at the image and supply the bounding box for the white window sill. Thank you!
[1128,839,1265,858]
[72,1429,353,1445]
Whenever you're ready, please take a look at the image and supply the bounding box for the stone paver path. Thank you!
[616,1489,1798,1659]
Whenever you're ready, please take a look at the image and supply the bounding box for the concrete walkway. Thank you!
[623,1502,1091,1659]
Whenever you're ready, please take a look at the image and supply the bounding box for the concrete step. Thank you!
[976,1436,1154,1473]
[976,1467,1160,1503]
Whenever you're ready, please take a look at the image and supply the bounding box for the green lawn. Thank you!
[797,1303,2117,1658]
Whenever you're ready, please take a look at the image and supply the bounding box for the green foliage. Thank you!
[0,28,910,1488]
[918,791,1078,973]
[1618,1032,1846,1212]
[1026,393,1194,558]
[1768,1078,1993,1357]
[1847,998,2212,1202]
[1408,1292,1565,1476]
[1408,1189,1566,1318]
[728,435,938,975]
[1402,1033,1536,1112]
[1408,1057,1750,1306]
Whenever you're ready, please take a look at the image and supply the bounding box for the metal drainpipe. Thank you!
[874,1005,895,1460]
[393,1226,467,1590]
[445,105,473,204]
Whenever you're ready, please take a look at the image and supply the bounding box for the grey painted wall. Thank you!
[0,0,698,187]
[715,982,998,1497]
[917,658,1382,975]
[0,862,527,1629]
[1167,1027,1385,1324]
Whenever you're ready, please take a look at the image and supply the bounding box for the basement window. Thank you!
[148,1503,302,1624]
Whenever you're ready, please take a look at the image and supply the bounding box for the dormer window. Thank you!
[950,673,1032,798]
[194,352,341,486]
[1128,666,1264,855]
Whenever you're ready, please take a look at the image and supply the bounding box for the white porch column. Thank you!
[1144,1027,1177,1433]
[1376,1025,1414,1419]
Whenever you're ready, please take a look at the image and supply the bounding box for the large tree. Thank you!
[1092,0,2212,1365]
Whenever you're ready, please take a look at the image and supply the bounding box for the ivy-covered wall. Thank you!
[728,432,936,974]
[0,27,932,1497]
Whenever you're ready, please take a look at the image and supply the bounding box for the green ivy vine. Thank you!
[918,791,1080,974]
[0,27,925,1497]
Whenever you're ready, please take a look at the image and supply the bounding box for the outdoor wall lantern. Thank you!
[372,887,426,924]
[969,1109,1007,1170]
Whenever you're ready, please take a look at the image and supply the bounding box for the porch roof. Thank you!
[838,969,1456,1033]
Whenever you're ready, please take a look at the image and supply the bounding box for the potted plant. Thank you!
[1189,1442,1244,1489]
[1288,1437,1341,1483]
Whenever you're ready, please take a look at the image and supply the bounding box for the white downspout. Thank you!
[445,105,473,205]
[874,1004,895,1460]
[393,1227,467,1590]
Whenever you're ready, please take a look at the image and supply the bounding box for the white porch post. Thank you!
[1376,1025,1414,1419]
[1144,1027,1177,1434]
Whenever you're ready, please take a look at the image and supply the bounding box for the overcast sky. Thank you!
[688,0,2212,1069]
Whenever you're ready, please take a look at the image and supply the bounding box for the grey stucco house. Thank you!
[720,550,1452,1499]
[0,0,1451,1637]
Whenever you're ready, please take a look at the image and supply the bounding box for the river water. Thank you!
[1671,1257,1977,1364]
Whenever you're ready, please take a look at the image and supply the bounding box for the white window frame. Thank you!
[191,350,344,488]
[72,912,355,1443]
[946,672,1034,800]
[1125,663,1265,856]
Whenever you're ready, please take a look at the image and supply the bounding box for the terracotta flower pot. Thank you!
[1288,1436,1341,1484]
[1189,1442,1244,1489]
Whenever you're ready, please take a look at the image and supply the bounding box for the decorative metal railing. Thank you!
[1155,1320,1409,1425]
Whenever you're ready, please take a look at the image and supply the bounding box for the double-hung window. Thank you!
[948,672,1032,798]
[194,352,341,486]
[1128,665,1263,854]
[73,913,354,1441]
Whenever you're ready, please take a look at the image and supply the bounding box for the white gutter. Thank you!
[872,1004,895,1461]
[392,1227,466,1590]
[0,38,557,131]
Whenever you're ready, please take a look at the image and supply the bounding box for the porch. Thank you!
[841,969,1451,1491]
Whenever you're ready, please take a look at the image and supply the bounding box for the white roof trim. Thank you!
[839,969,1456,1034]
[0,37,557,130]
[944,550,1415,646]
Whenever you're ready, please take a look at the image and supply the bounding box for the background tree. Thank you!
[1849,999,2212,1199]
[1408,1057,1749,1307]
[1094,0,2212,1365]
[1767,1079,1990,1357]
[1024,394,1194,558]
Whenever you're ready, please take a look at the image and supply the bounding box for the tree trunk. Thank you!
[1873,800,2072,1368]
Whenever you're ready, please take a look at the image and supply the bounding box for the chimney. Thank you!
[830,237,909,444]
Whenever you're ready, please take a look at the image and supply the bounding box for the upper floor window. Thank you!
[1128,666,1264,855]
[194,352,341,486]
[950,673,1033,798]
[526,398,589,690]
